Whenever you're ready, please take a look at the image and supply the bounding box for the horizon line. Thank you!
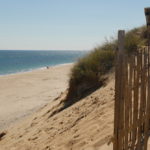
[0,49,90,51]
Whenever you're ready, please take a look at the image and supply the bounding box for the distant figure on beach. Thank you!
[46,66,49,69]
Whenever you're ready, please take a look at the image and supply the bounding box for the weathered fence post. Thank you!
[114,30,125,150]
[145,7,150,26]
[145,7,150,46]
[143,7,150,150]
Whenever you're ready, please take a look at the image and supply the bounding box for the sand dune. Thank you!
[0,68,115,150]
[0,64,73,130]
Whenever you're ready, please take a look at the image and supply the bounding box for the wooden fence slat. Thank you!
[137,51,144,149]
[144,47,150,150]
[113,42,119,150]
[128,55,134,146]
[124,55,130,150]
[119,30,125,150]
[131,54,138,149]
[113,30,125,150]
[143,48,147,119]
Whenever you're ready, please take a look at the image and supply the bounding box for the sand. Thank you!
[0,69,115,150]
[0,64,73,130]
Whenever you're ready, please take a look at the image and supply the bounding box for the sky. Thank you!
[0,0,149,50]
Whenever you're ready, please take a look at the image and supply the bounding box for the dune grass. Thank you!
[65,42,116,105]
[125,26,147,53]
[65,25,147,106]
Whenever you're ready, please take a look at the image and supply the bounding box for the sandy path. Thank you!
[0,64,73,130]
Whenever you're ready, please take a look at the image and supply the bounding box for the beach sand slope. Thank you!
[0,71,115,150]
[0,64,73,130]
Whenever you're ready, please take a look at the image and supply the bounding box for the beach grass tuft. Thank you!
[65,25,147,107]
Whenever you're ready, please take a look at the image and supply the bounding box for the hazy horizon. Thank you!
[0,49,90,51]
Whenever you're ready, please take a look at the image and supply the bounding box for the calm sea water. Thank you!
[0,50,88,75]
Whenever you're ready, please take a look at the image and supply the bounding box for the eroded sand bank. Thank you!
[0,64,73,130]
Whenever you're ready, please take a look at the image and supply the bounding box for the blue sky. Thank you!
[0,0,149,50]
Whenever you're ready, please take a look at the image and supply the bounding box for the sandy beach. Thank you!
[0,70,115,150]
[1,68,150,150]
[0,63,73,130]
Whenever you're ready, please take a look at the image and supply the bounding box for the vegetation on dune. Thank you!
[65,42,116,106]
[125,26,147,53]
[64,25,147,107]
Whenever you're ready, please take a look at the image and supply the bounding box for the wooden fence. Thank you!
[113,30,150,150]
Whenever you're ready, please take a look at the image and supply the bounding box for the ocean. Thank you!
[0,50,88,76]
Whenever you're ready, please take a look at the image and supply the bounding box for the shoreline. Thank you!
[0,62,74,77]
[0,63,73,130]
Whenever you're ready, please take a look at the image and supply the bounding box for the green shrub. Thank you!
[125,26,147,53]
[65,25,147,106]
[65,42,116,104]
[70,49,115,85]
